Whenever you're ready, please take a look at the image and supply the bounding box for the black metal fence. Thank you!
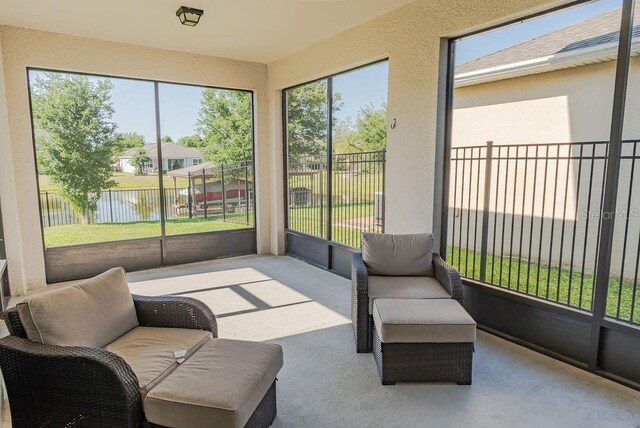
[41,188,170,226]
[40,164,254,228]
[448,140,639,325]
[183,163,255,227]
[287,150,385,248]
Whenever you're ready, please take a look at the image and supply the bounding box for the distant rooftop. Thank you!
[456,5,640,86]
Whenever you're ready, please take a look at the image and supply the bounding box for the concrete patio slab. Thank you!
[3,255,640,427]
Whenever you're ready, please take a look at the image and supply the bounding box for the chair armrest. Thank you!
[2,307,27,339]
[0,336,142,427]
[132,294,218,337]
[433,253,464,303]
[352,253,369,294]
[352,253,371,352]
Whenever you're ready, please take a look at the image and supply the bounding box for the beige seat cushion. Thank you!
[104,326,212,395]
[373,299,476,344]
[16,267,138,347]
[144,339,283,428]
[361,233,434,276]
[368,276,450,314]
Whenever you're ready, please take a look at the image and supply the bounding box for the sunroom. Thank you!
[0,0,639,426]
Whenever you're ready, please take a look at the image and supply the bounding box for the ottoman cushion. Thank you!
[367,276,451,314]
[373,299,476,343]
[144,338,283,428]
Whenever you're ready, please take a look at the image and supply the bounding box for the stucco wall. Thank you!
[0,25,270,293]
[266,0,564,255]
[453,60,626,146]
[450,59,640,278]
[0,39,29,295]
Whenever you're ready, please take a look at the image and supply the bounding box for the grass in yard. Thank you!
[44,218,249,247]
[449,246,639,324]
[39,172,189,192]
[288,171,383,202]
[288,202,380,248]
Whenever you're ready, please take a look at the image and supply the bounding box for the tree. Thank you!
[355,102,387,152]
[286,81,343,161]
[177,134,205,148]
[333,117,360,154]
[114,131,146,155]
[196,89,252,167]
[131,148,151,175]
[161,135,173,143]
[32,72,117,222]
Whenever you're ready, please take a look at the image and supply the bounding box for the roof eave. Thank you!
[455,41,640,88]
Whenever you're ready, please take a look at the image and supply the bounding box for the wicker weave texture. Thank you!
[244,380,278,428]
[0,335,143,427]
[373,326,473,385]
[352,252,465,353]
[2,308,27,339]
[133,294,218,336]
[433,254,464,304]
[351,254,370,353]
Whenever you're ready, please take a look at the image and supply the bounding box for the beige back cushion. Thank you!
[16,267,138,347]
[361,233,434,276]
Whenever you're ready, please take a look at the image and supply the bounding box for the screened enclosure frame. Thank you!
[282,59,388,276]
[26,67,258,282]
[439,0,640,389]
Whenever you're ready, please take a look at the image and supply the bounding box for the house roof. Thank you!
[121,142,203,159]
[456,4,640,86]
[167,161,253,181]
[167,161,217,178]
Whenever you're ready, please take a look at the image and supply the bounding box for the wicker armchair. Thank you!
[351,233,463,353]
[0,294,216,428]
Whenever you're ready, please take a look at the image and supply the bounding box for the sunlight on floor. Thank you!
[128,264,351,342]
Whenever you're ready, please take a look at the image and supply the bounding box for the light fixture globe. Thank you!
[176,6,204,27]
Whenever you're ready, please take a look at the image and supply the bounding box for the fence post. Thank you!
[479,141,494,282]
[202,168,207,219]
[245,163,249,225]
[381,150,386,233]
[45,192,51,227]
[188,172,193,218]
[221,165,226,222]
[109,189,113,223]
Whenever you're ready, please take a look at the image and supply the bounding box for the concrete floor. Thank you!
[3,255,640,427]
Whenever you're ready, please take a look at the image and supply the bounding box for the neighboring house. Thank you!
[117,142,204,174]
[453,5,640,146]
[451,5,640,278]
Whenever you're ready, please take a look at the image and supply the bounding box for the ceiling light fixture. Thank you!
[176,6,204,27]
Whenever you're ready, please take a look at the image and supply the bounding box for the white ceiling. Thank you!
[0,0,415,63]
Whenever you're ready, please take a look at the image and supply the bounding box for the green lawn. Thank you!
[288,202,381,248]
[39,172,189,192]
[44,218,249,247]
[449,246,639,324]
[288,171,383,203]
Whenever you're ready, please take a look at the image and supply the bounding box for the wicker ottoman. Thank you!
[144,339,283,428]
[372,298,476,385]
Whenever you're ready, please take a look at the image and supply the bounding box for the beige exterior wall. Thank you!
[266,0,564,255]
[0,39,29,295]
[450,59,640,278]
[453,60,625,146]
[0,26,270,293]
